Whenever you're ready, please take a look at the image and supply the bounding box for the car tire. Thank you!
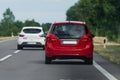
[17,45,23,50]
[85,57,93,65]
[45,55,52,64]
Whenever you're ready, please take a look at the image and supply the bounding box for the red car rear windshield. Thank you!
[52,23,87,39]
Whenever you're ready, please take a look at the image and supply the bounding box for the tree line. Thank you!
[66,0,120,42]
[1,0,120,43]
[0,8,51,36]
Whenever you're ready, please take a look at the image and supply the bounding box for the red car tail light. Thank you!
[46,33,60,43]
[81,34,93,42]
[81,37,92,42]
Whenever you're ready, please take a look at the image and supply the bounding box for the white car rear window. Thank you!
[23,28,41,34]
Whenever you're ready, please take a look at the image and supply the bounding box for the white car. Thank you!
[17,26,45,50]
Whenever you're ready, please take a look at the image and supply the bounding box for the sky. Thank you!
[0,0,78,24]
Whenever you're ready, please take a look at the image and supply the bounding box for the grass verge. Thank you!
[94,45,120,67]
[94,37,120,67]
[0,36,17,40]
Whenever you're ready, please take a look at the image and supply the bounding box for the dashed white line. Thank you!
[93,61,118,80]
[14,50,21,54]
[0,49,118,80]
[0,50,21,62]
[0,54,12,62]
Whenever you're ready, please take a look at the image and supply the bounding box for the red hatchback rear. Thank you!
[45,21,94,64]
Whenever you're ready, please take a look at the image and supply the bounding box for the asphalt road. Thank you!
[0,39,120,80]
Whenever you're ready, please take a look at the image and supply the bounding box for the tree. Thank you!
[66,0,120,42]
[13,20,24,34]
[0,8,15,36]
[0,8,43,36]
[41,23,51,32]
[66,6,79,21]
[23,19,40,26]
[1,8,15,25]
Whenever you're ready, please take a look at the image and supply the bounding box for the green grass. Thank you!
[94,45,120,67]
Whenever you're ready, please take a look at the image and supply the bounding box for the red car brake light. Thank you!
[81,34,93,42]
[46,33,59,42]
[82,37,92,42]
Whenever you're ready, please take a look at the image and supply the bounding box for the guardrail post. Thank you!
[103,37,106,48]
[11,32,14,37]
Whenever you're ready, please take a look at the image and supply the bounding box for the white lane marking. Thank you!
[0,54,12,62]
[93,61,118,80]
[14,50,21,54]
[0,50,21,62]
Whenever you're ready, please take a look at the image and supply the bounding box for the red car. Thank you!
[45,21,94,64]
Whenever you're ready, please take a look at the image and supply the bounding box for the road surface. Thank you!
[0,39,120,80]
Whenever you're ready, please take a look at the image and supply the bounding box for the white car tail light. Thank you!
[19,34,24,37]
[39,34,44,37]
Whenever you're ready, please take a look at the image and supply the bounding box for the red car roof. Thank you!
[53,21,86,25]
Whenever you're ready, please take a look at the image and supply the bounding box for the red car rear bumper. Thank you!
[45,44,93,58]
